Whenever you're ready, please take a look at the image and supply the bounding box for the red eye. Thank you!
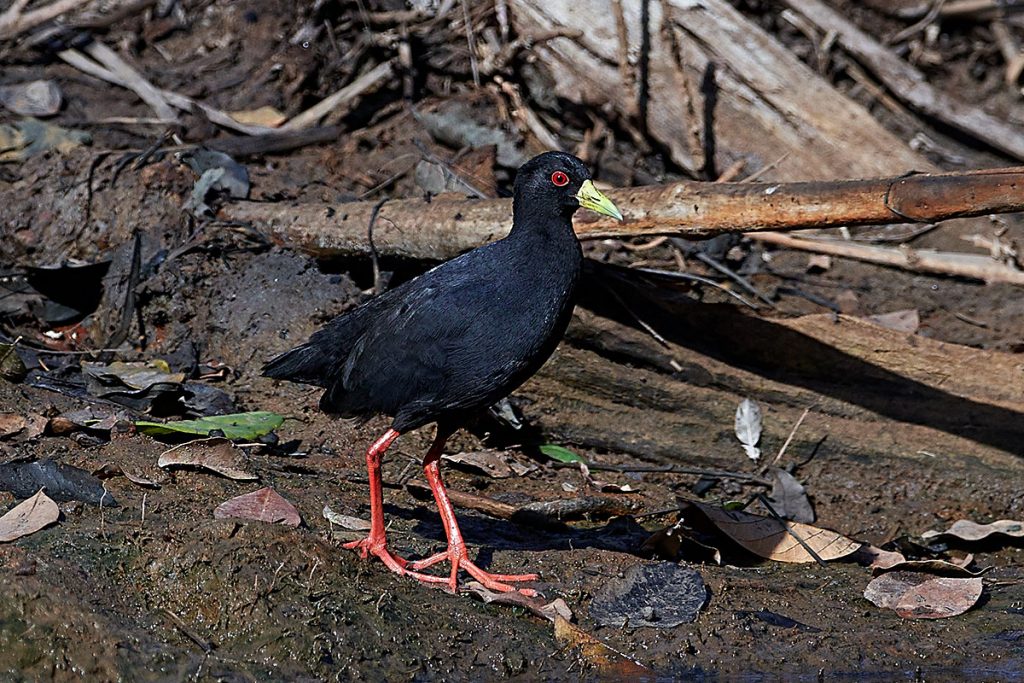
[551,171,569,187]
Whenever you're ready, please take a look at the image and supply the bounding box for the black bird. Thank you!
[263,152,622,595]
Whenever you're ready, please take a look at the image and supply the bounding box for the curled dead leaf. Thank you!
[690,501,859,563]
[922,519,1024,543]
[158,437,258,481]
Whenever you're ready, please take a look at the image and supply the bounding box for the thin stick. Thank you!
[755,493,827,567]
[769,407,810,468]
[282,61,394,131]
[751,231,1024,285]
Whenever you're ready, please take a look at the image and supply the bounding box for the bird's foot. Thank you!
[410,547,540,596]
[343,536,450,586]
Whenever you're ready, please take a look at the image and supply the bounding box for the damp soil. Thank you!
[2,1,1024,681]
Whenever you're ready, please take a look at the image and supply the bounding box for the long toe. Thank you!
[462,559,540,597]
[409,550,449,571]
[343,536,409,568]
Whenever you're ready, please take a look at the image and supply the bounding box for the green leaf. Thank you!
[539,444,585,464]
[722,500,747,511]
[135,411,284,440]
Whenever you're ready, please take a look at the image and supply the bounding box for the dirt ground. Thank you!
[2,1,1024,681]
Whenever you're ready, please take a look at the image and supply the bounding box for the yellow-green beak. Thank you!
[576,179,623,221]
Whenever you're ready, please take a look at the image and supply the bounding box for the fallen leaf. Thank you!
[851,544,906,570]
[805,254,832,273]
[323,505,370,531]
[864,571,982,619]
[0,490,59,542]
[0,80,61,117]
[690,501,859,563]
[178,148,249,216]
[227,105,286,127]
[442,451,514,478]
[734,398,762,461]
[214,487,301,527]
[0,119,90,162]
[0,343,27,382]
[136,411,284,440]
[0,459,117,506]
[895,577,983,619]
[539,444,585,464]
[640,518,722,565]
[158,437,258,480]
[766,468,814,523]
[590,562,707,628]
[553,616,650,676]
[867,309,920,334]
[464,582,573,622]
[922,519,1024,543]
[0,414,27,439]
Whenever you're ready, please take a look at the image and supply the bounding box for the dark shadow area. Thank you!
[577,260,1024,457]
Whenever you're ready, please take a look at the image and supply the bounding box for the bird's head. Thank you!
[513,151,623,222]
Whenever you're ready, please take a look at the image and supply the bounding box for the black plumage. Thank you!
[263,151,622,594]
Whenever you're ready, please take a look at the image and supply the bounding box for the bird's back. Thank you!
[263,230,581,431]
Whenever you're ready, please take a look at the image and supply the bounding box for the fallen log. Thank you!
[221,166,1024,260]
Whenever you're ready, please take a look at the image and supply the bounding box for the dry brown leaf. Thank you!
[442,451,513,478]
[228,105,287,128]
[922,519,1024,543]
[864,571,984,619]
[692,502,859,563]
[867,309,920,334]
[0,490,59,542]
[158,437,258,481]
[464,581,573,622]
[553,616,649,676]
[894,577,983,619]
[214,487,301,527]
[322,505,370,531]
[0,413,27,438]
[850,544,906,570]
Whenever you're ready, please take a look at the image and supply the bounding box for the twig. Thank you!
[367,198,388,296]
[282,61,395,131]
[460,0,481,87]
[162,609,214,653]
[991,20,1024,86]
[768,407,811,468]
[83,40,178,123]
[887,0,946,44]
[0,0,90,40]
[57,48,275,136]
[751,231,1024,285]
[550,461,772,486]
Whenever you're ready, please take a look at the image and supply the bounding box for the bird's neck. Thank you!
[508,196,578,244]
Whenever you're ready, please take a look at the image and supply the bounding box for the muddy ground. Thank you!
[3,1,1024,681]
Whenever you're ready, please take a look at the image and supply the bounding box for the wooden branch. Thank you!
[750,232,1024,285]
[220,166,1024,260]
[0,0,90,40]
[781,0,1024,161]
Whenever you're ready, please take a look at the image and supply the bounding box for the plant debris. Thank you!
[214,487,301,527]
[0,489,59,543]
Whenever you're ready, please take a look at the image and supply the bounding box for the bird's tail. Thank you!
[261,344,333,387]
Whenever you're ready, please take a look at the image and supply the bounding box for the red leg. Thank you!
[408,429,540,596]
[343,429,448,587]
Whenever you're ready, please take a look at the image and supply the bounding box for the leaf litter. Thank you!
[734,398,762,461]
[589,562,706,628]
[0,490,60,543]
[922,519,1024,544]
[214,487,301,527]
[0,458,117,506]
[864,571,983,620]
[135,411,284,440]
[158,437,258,481]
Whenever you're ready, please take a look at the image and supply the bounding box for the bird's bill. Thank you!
[576,180,623,221]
